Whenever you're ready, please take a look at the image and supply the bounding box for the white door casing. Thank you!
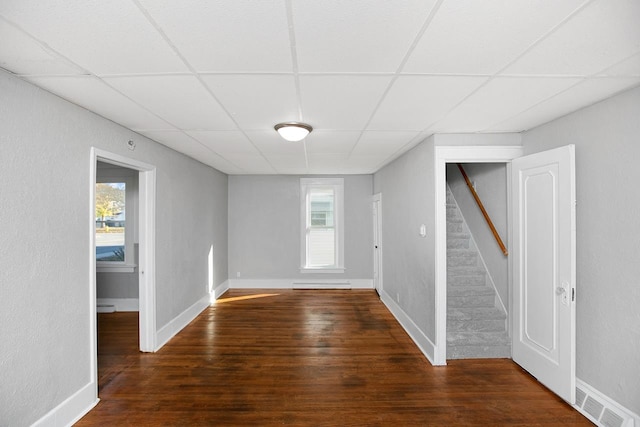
[511,145,576,404]
[373,193,382,294]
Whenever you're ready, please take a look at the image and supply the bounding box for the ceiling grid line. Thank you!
[345,0,446,160]
[130,0,278,174]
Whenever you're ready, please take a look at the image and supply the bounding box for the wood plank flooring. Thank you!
[78,289,591,426]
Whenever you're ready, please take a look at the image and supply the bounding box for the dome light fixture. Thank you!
[274,122,313,142]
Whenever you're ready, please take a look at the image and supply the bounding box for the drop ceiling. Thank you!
[1,0,639,174]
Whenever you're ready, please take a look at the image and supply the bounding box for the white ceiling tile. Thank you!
[26,76,174,130]
[0,18,83,75]
[245,131,306,155]
[263,153,308,174]
[138,0,292,72]
[504,0,640,76]
[224,154,276,174]
[490,77,640,132]
[201,75,297,129]
[432,77,581,132]
[305,131,360,154]
[299,75,392,129]
[294,0,437,72]
[343,154,390,174]
[186,131,258,155]
[368,76,487,130]
[104,75,236,130]
[138,130,241,174]
[0,0,188,75]
[307,153,348,174]
[351,131,420,157]
[404,0,585,74]
[597,52,640,76]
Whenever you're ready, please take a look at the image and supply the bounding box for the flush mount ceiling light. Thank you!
[274,122,313,142]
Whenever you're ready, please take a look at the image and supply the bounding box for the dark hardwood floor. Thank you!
[79,289,591,426]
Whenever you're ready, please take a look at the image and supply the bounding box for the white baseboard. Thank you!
[96,298,139,312]
[155,293,211,351]
[229,278,373,289]
[379,289,436,365]
[574,379,639,427]
[211,280,230,302]
[31,381,98,427]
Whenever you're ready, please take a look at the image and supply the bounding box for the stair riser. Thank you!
[447,345,511,359]
[448,295,495,308]
[447,222,464,233]
[447,254,478,267]
[447,275,486,286]
[447,239,470,249]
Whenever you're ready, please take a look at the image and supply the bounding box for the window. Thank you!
[95,167,136,272]
[95,182,126,262]
[300,178,344,272]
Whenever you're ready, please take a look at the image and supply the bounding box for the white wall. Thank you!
[228,175,373,281]
[522,86,640,415]
[373,137,437,341]
[0,69,228,425]
[447,163,509,306]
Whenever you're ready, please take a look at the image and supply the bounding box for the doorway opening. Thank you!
[89,148,156,399]
[445,162,510,360]
[433,146,523,365]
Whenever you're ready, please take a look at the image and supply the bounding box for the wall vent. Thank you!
[574,380,638,427]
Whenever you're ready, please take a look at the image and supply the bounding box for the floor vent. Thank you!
[574,380,638,427]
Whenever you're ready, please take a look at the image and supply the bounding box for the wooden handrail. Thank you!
[456,164,508,256]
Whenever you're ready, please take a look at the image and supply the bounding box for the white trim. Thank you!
[300,177,345,271]
[379,289,436,365]
[372,193,383,294]
[299,267,345,274]
[434,145,523,365]
[90,148,157,358]
[96,264,137,273]
[574,379,639,427]
[31,381,98,427]
[211,280,230,303]
[96,298,139,312]
[229,278,373,289]
[155,293,211,351]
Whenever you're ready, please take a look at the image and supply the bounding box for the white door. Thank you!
[512,145,576,404]
[372,194,382,294]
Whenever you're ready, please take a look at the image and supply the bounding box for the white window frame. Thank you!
[300,178,345,273]
[96,173,136,273]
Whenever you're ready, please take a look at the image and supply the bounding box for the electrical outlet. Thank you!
[236,272,241,278]
[396,292,400,303]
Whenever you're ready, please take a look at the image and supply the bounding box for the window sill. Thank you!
[97,264,137,273]
[300,267,345,274]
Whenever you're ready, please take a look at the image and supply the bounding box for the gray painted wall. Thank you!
[0,69,228,425]
[522,86,640,414]
[447,163,509,307]
[373,137,436,341]
[228,175,373,280]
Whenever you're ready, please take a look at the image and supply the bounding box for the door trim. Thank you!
[433,145,523,365]
[372,193,382,295]
[90,148,157,393]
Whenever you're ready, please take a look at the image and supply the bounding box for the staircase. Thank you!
[446,186,511,359]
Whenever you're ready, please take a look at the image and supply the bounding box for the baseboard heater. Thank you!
[97,304,116,313]
[293,280,351,290]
